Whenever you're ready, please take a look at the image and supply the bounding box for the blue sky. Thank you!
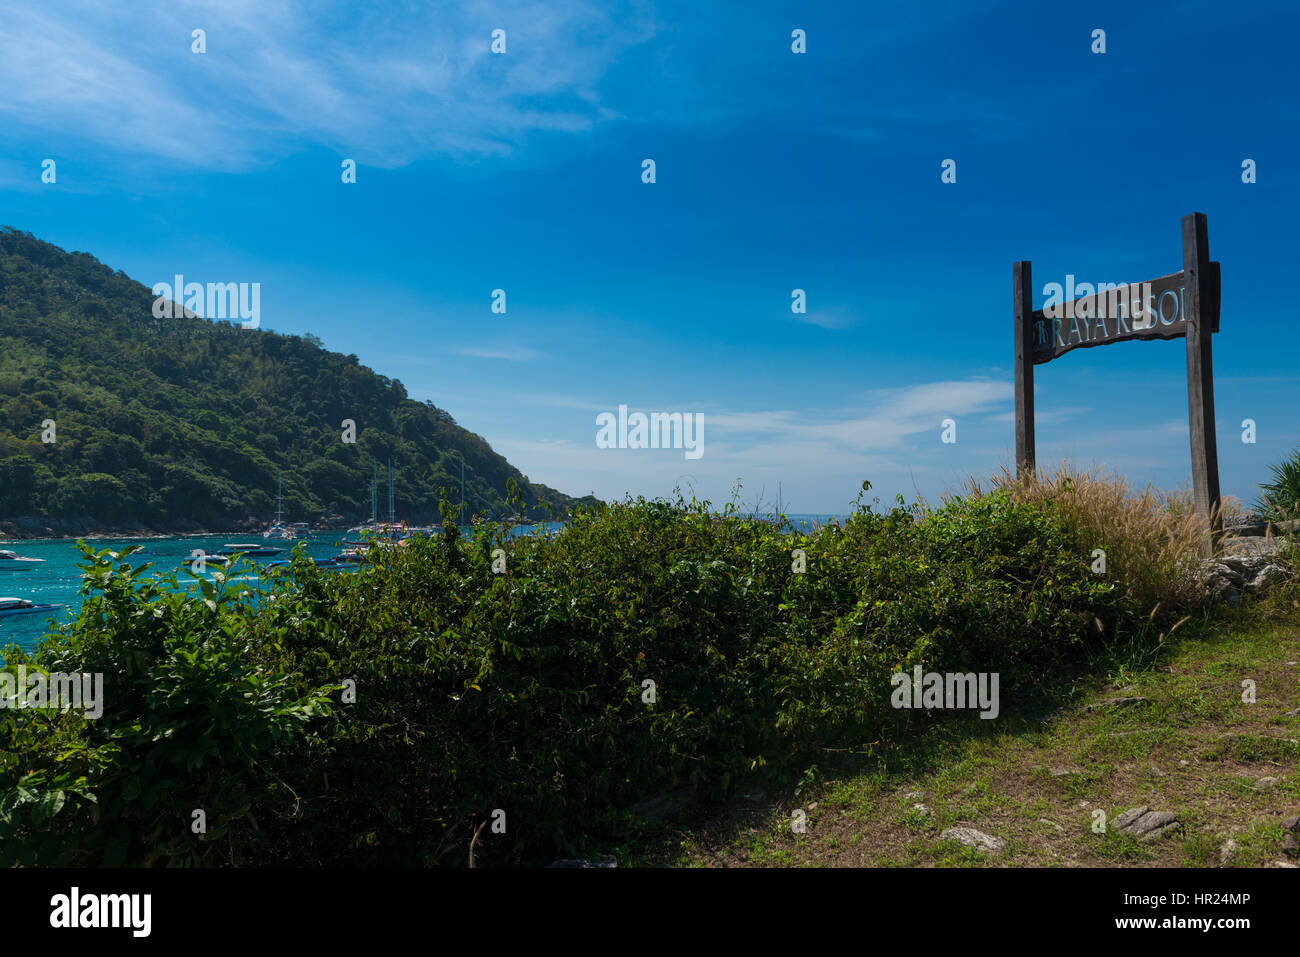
[3,0,1298,513]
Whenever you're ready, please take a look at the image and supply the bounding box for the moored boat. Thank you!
[265,556,351,571]
[0,550,45,571]
[218,543,283,557]
[0,596,62,617]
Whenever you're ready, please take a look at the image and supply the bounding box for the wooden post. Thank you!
[1181,212,1222,556]
[1013,261,1035,479]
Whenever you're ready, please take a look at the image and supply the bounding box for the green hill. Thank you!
[0,227,597,535]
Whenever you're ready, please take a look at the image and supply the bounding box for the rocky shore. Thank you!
[0,513,351,540]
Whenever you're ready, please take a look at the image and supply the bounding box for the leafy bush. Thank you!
[970,463,1209,610]
[0,546,336,865]
[0,486,1196,866]
[1255,448,1300,522]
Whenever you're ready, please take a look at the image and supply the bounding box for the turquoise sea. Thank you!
[0,533,367,652]
[0,514,846,653]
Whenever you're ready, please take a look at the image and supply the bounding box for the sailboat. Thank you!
[346,458,408,543]
[262,470,302,539]
[347,459,383,536]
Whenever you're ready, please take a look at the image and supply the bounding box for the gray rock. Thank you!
[939,827,1005,854]
[1113,806,1182,841]
[1224,513,1266,533]
[1284,834,1300,859]
[1219,839,1241,865]
[1206,580,1241,604]
[1210,562,1246,585]
[1248,564,1288,592]
[1201,539,1291,599]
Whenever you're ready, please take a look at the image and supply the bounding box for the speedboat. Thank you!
[0,597,62,617]
[218,543,283,557]
[0,550,44,571]
[266,557,350,571]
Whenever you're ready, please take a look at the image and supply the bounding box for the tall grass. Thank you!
[960,463,1213,610]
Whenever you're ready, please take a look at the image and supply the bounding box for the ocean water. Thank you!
[0,534,352,652]
[0,515,848,653]
[0,524,563,653]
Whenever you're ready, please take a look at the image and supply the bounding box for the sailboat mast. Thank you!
[370,459,377,524]
[388,456,394,524]
[276,469,283,523]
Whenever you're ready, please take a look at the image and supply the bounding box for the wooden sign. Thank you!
[1031,264,1220,364]
[1014,213,1222,555]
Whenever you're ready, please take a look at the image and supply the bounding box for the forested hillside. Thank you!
[0,227,595,534]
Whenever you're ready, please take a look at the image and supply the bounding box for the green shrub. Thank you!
[0,490,1176,866]
[0,546,335,866]
[1256,448,1300,522]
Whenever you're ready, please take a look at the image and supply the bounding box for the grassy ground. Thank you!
[617,583,1300,868]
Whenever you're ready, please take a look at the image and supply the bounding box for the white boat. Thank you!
[0,596,61,617]
[0,549,44,571]
[262,471,305,539]
[218,543,283,557]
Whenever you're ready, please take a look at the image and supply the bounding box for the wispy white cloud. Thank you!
[0,0,657,169]
[986,406,1092,425]
[451,345,546,361]
[796,305,858,330]
[490,378,1014,502]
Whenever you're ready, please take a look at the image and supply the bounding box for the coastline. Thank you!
[0,526,352,542]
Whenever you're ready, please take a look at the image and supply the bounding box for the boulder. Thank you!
[1219,839,1240,865]
[1113,806,1182,841]
[939,827,1005,854]
[1248,564,1288,592]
